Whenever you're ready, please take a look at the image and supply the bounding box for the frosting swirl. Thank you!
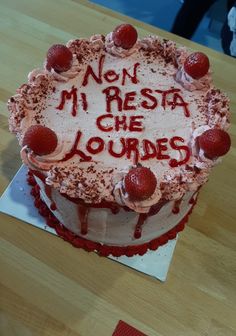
[113,177,162,213]
[105,32,139,57]
[175,66,212,91]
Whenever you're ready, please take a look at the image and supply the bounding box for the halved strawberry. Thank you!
[198,128,231,159]
[184,52,210,79]
[23,125,58,156]
[124,166,157,201]
[46,44,73,72]
[113,24,138,49]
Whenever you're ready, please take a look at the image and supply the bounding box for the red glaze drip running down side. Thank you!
[189,187,201,204]
[30,170,57,211]
[30,169,46,182]
[77,205,89,235]
[27,171,197,257]
[172,197,184,214]
[134,213,148,239]
[44,184,57,211]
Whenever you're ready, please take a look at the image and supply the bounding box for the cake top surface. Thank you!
[8,24,231,212]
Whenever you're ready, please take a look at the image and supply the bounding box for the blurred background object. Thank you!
[90,0,236,56]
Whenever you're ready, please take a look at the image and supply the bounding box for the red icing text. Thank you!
[55,56,193,166]
[63,131,190,166]
[56,86,88,116]
[82,55,140,87]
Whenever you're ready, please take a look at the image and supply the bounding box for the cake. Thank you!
[8,24,231,256]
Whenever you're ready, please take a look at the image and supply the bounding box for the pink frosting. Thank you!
[105,32,139,57]
[175,66,212,91]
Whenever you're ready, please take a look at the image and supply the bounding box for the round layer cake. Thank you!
[8,24,231,256]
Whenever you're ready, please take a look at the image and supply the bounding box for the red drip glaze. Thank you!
[148,198,169,216]
[28,171,197,257]
[172,197,183,214]
[45,184,57,211]
[30,169,46,182]
[30,170,57,211]
[77,205,89,235]
[50,202,57,211]
[61,192,121,214]
[189,187,201,204]
[60,131,92,162]
[56,86,78,117]
[134,213,148,239]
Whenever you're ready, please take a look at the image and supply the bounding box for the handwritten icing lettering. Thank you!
[156,138,170,160]
[86,137,104,154]
[82,55,105,86]
[140,88,158,109]
[61,132,190,166]
[169,136,191,167]
[97,114,144,132]
[82,55,139,87]
[102,86,190,117]
[121,63,140,86]
[56,86,78,116]
[102,86,122,112]
[55,56,192,166]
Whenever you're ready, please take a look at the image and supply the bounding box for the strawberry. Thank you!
[198,128,231,159]
[184,52,210,79]
[113,23,138,49]
[23,125,58,156]
[46,44,73,72]
[124,166,157,201]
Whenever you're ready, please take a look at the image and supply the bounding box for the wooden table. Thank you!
[0,1,235,335]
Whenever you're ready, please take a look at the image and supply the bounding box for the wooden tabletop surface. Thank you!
[0,1,236,335]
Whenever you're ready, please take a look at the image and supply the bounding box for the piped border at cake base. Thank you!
[27,171,197,257]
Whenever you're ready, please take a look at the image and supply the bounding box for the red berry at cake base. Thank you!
[124,167,157,201]
[184,52,210,79]
[23,125,58,156]
[46,44,73,72]
[198,129,231,159]
[113,23,138,49]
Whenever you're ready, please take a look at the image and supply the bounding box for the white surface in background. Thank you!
[0,165,178,282]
